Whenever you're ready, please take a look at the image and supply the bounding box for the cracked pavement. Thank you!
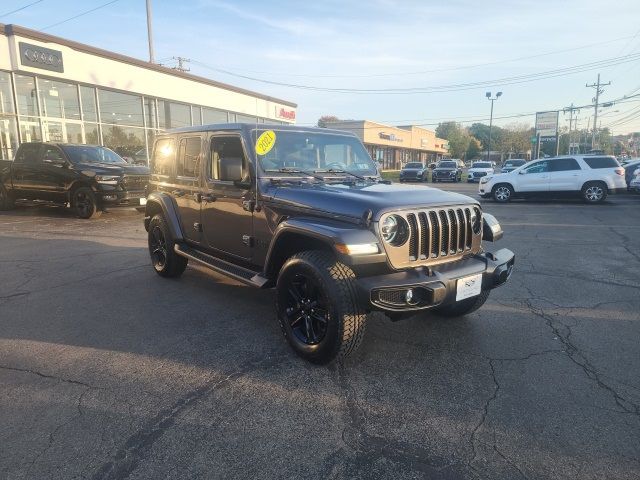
[0,190,639,480]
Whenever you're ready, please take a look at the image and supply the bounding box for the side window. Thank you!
[177,137,201,178]
[42,146,65,163]
[209,136,246,181]
[550,158,580,172]
[583,156,619,169]
[15,144,41,164]
[523,161,549,174]
[151,138,175,176]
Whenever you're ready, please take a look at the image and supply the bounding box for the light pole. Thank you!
[486,91,502,162]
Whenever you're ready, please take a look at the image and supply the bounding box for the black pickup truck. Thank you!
[0,142,150,218]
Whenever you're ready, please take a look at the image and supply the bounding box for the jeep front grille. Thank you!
[381,205,481,269]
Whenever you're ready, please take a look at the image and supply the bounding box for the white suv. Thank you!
[478,155,626,203]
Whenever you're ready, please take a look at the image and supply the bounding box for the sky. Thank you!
[2,0,640,134]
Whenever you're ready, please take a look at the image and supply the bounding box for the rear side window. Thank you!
[15,144,40,164]
[177,137,201,178]
[550,158,580,172]
[151,138,175,176]
[209,136,246,181]
[583,156,619,169]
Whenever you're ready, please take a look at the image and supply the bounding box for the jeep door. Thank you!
[547,158,582,191]
[174,135,204,244]
[200,134,253,261]
[516,160,550,192]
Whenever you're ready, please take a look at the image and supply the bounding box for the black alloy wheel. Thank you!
[284,272,329,346]
[147,214,187,277]
[150,225,168,272]
[73,187,101,219]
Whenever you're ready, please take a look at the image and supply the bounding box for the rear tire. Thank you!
[492,184,513,203]
[433,290,490,317]
[582,181,607,203]
[148,214,187,278]
[276,250,366,364]
[0,183,15,210]
[72,187,101,219]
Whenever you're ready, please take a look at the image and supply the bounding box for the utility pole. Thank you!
[146,0,155,63]
[172,57,191,72]
[586,74,611,150]
[485,91,502,161]
[563,104,580,154]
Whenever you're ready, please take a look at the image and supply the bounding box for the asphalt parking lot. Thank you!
[1,185,639,480]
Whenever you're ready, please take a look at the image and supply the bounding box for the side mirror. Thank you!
[518,170,525,175]
[219,156,244,182]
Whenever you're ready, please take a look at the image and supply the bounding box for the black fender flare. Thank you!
[263,217,383,277]
[144,192,184,242]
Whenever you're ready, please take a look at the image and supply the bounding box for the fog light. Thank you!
[405,289,414,304]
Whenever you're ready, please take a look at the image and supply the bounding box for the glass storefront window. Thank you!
[102,125,146,160]
[66,122,83,143]
[169,102,191,128]
[191,106,202,125]
[98,89,144,127]
[42,119,64,142]
[84,122,100,144]
[80,86,97,122]
[18,117,41,142]
[0,116,18,159]
[202,107,228,124]
[158,100,168,129]
[38,79,80,120]
[15,75,39,117]
[236,113,256,123]
[144,97,157,129]
[0,72,15,115]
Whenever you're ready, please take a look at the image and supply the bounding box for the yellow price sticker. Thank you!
[255,130,276,156]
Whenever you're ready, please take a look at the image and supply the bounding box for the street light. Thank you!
[486,91,502,161]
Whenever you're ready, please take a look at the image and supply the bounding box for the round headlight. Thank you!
[381,215,409,246]
[470,207,482,234]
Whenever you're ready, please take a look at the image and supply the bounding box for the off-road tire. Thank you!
[492,183,514,203]
[0,183,15,210]
[276,250,366,364]
[432,290,490,317]
[72,187,101,219]
[581,181,607,204]
[148,214,187,278]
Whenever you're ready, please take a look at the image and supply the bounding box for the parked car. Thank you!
[428,162,437,169]
[622,159,640,191]
[399,162,428,182]
[467,161,494,182]
[500,158,526,173]
[630,166,640,193]
[478,155,626,203]
[432,160,462,182]
[0,142,150,218]
[144,124,514,363]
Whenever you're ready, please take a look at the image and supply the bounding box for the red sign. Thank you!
[276,107,296,120]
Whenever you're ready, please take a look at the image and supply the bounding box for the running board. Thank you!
[174,244,269,288]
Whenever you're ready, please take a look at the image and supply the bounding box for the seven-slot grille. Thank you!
[404,207,476,262]
[472,171,487,178]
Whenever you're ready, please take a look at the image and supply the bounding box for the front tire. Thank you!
[582,181,607,203]
[148,214,187,278]
[492,184,513,203]
[0,183,15,210]
[276,250,366,364]
[72,187,101,219]
[433,290,490,317]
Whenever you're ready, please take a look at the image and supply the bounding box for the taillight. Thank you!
[615,168,624,176]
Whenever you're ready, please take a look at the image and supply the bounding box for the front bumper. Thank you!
[355,248,515,313]
[98,189,146,206]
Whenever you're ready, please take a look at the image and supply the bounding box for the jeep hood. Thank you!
[268,182,477,221]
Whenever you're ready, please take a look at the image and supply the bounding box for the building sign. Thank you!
[378,132,403,142]
[420,138,429,147]
[535,111,559,138]
[19,42,64,73]
[275,106,296,121]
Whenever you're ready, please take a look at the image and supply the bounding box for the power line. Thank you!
[191,52,640,95]
[0,0,44,19]
[40,0,121,31]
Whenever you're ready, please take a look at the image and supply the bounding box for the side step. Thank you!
[174,244,269,288]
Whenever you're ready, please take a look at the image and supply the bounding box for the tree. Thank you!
[499,122,533,157]
[466,137,481,159]
[435,122,472,159]
[317,115,340,128]
[468,122,505,151]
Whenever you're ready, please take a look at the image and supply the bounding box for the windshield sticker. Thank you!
[256,130,276,156]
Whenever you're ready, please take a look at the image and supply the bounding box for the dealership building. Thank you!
[327,120,449,170]
[0,24,297,161]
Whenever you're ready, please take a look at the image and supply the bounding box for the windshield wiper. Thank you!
[315,168,376,182]
[264,168,326,181]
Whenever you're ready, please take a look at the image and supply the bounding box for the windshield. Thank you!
[472,162,492,168]
[505,160,525,167]
[404,162,423,169]
[61,145,126,164]
[254,129,378,177]
[438,161,456,168]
